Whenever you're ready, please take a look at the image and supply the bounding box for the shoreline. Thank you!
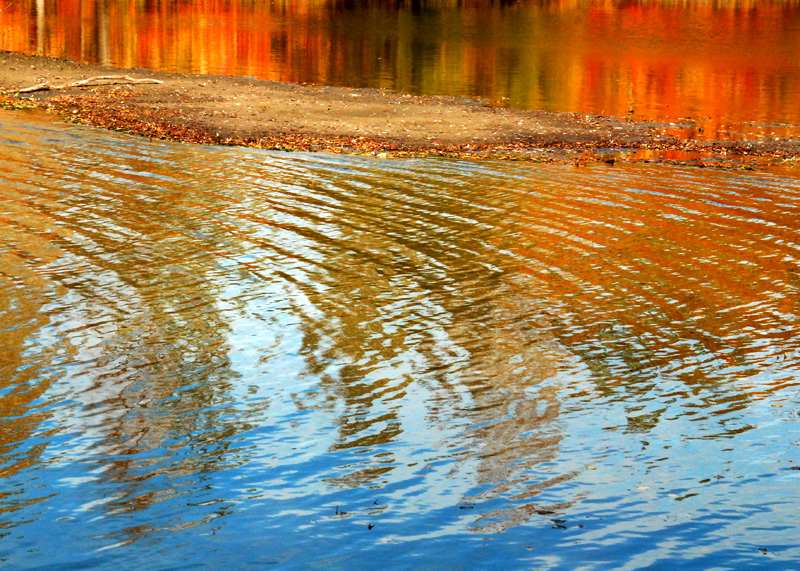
[2,50,799,167]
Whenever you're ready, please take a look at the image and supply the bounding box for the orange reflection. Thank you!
[2,0,800,135]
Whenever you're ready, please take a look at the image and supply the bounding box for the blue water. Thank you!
[1,110,799,569]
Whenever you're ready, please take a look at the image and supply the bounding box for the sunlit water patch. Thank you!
[1,110,800,569]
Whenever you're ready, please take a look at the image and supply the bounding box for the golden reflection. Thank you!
[0,127,253,534]
[3,110,800,539]
[0,146,70,521]
[276,172,576,526]
[506,165,800,417]
[56,179,252,528]
[2,0,800,134]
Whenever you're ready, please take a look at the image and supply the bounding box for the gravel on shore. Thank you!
[2,50,798,167]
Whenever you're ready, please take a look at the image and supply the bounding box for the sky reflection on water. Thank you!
[1,110,800,569]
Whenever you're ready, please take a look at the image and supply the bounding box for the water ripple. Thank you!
[2,111,800,568]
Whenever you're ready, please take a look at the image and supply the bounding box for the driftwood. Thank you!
[17,75,163,94]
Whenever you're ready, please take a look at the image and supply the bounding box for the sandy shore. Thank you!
[2,50,799,166]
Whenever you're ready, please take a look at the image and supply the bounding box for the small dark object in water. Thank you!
[536,510,556,515]
[604,158,615,166]
[368,524,374,530]
[552,524,567,530]
[759,547,769,554]
[790,466,800,470]
[459,504,475,510]
[335,506,348,515]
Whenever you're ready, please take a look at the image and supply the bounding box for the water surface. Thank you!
[1,109,800,568]
[2,0,800,137]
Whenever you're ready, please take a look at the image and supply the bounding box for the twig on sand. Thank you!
[17,75,163,94]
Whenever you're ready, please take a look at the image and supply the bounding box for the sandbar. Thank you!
[2,50,798,166]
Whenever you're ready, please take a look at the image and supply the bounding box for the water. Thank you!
[3,0,800,135]
[2,108,800,568]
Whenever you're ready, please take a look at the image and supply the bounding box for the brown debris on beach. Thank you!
[2,51,798,166]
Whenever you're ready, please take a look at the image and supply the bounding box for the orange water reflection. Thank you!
[2,0,800,135]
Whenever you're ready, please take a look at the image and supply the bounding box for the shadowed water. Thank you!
[1,110,800,569]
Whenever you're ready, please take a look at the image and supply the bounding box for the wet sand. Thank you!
[2,50,798,166]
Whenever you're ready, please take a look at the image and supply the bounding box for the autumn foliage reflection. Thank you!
[2,0,800,132]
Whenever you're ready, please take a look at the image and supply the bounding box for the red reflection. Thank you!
[2,0,800,134]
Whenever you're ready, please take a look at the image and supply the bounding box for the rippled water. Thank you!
[2,110,800,569]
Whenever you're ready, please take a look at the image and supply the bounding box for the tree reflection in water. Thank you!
[3,114,800,565]
[3,0,800,134]
[0,118,256,540]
